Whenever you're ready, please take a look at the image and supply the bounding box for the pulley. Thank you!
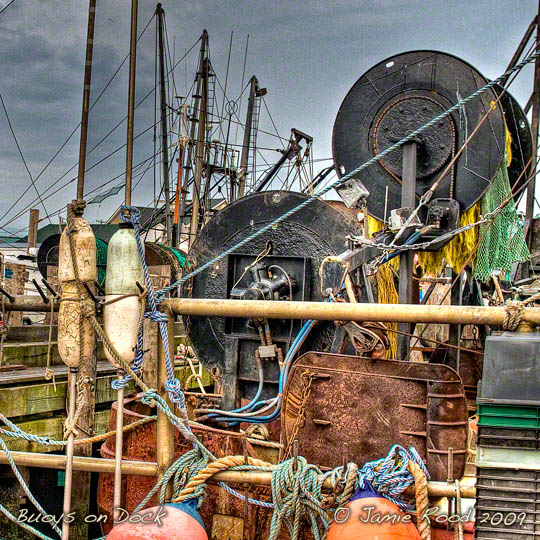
[185,190,363,405]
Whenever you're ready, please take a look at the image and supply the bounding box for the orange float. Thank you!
[105,502,208,540]
[327,485,421,540]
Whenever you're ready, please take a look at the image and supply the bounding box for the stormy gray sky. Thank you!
[0,0,537,237]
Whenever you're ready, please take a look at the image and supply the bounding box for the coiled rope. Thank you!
[170,446,429,540]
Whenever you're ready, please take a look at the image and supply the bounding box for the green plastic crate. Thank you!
[478,403,540,429]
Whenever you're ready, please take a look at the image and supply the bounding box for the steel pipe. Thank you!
[62,368,78,540]
[0,450,475,498]
[113,371,125,522]
[0,451,157,476]
[165,298,540,327]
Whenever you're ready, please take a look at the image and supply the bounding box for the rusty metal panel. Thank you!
[211,514,244,540]
[281,352,468,481]
[97,393,254,536]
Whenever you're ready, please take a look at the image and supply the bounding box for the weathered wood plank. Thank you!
[0,365,210,418]
[0,360,116,386]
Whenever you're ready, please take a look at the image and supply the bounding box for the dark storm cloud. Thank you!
[0,0,537,233]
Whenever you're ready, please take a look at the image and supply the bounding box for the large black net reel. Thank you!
[184,191,362,409]
[332,50,531,223]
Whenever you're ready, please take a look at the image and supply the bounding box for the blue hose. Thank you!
[212,318,315,423]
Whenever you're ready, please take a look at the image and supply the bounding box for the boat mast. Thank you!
[189,52,209,247]
[112,0,138,526]
[156,3,172,245]
[124,0,138,212]
[75,0,96,203]
[525,0,540,252]
[62,2,97,539]
[238,75,258,198]
[173,103,188,248]
[178,30,207,248]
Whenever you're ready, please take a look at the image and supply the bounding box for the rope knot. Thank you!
[165,379,187,408]
[141,389,158,408]
[70,200,86,216]
[502,300,526,331]
[80,302,95,319]
[146,310,168,323]
[120,205,140,225]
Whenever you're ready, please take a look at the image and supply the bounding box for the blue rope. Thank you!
[140,390,204,448]
[0,436,62,537]
[0,414,65,446]
[219,482,274,508]
[157,49,540,300]
[355,444,428,511]
[0,503,57,540]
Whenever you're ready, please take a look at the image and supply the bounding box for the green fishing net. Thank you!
[473,160,530,282]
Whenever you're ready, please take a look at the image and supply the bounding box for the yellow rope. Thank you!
[376,265,398,359]
[367,215,399,358]
[418,203,480,276]
[173,455,273,503]
[408,461,431,540]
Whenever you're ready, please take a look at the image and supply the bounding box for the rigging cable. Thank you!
[0,0,16,17]
[0,11,157,226]
[0,91,52,226]
[0,35,201,231]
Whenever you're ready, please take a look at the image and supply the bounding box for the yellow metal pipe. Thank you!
[165,298,540,327]
[0,451,157,476]
[0,450,475,497]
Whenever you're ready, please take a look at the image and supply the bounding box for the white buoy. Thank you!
[103,225,145,369]
[57,215,97,369]
[104,224,144,521]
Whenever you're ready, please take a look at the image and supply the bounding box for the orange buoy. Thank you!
[328,485,421,540]
[106,502,208,540]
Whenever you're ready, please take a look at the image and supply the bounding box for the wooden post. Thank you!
[27,209,39,254]
[156,306,175,499]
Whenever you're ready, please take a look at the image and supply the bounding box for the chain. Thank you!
[283,371,316,460]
